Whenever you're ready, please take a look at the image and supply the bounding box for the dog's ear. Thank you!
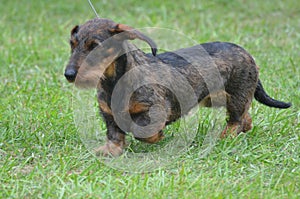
[71,25,79,36]
[109,24,157,56]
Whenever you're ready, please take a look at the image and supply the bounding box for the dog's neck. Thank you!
[121,41,153,70]
[99,41,154,94]
[102,41,154,78]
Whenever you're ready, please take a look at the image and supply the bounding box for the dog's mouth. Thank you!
[66,78,76,83]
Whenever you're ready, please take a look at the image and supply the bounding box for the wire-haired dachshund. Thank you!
[64,18,291,156]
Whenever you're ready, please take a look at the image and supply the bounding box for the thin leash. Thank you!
[88,0,100,18]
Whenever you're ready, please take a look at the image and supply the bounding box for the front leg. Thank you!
[130,105,166,144]
[95,101,126,157]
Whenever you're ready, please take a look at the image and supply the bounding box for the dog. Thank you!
[64,18,291,156]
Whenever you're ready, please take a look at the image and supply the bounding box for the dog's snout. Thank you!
[64,69,77,82]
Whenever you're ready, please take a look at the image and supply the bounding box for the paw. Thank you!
[242,114,252,132]
[94,140,124,157]
[220,124,239,138]
[242,121,252,132]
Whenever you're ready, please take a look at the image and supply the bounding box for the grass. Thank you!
[0,0,299,198]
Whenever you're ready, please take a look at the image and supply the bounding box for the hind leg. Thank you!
[241,111,252,132]
[221,94,253,138]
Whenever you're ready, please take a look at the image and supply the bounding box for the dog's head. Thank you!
[64,18,157,88]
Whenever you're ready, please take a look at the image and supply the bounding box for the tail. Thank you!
[254,79,291,109]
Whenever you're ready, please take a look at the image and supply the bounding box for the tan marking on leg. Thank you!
[240,97,253,133]
[242,112,252,132]
[135,131,165,144]
[128,102,149,114]
[98,100,112,115]
[104,62,116,78]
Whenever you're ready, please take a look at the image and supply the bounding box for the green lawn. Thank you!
[0,0,299,198]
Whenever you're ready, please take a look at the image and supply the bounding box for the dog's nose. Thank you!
[64,69,77,82]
